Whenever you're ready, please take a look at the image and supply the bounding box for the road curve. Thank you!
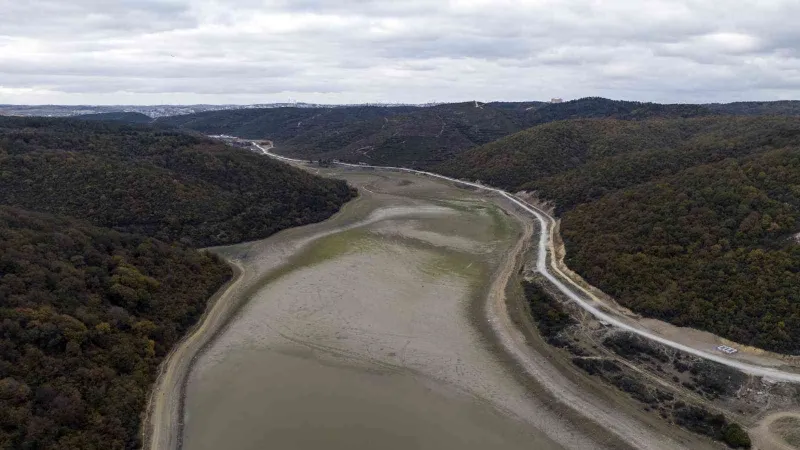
[253,142,800,384]
[750,411,800,450]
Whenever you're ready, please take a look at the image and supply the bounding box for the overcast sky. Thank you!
[2,0,799,105]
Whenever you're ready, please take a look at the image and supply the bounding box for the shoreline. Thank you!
[137,137,800,450]
[142,260,245,450]
[474,194,718,450]
[257,142,800,381]
[143,164,766,450]
[142,190,373,450]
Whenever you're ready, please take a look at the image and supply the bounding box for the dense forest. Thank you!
[561,149,800,353]
[160,98,800,169]
[0,117,356,246]
[0,117,359,448]
[159,102,534,167]
[704,100,800,116]
[440,116,800,354]
[72,112,154,125]
[0,207,232,448]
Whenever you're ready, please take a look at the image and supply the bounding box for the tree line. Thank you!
[440,116,800,354]
[0,117,359,448]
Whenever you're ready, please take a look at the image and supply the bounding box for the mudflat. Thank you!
[184,349,553,450]
[176,170,702,450]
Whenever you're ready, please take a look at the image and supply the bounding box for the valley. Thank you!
[246,141,800,449]
[3,100,800,450]
[163,168,724,450]
[7,0,800,447]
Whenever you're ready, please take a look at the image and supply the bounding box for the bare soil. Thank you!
[146,168,753,450]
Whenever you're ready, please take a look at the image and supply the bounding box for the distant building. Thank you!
[550,98,564,104]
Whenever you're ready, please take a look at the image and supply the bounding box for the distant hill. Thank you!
[157,98,729,168]
[0,117,356,246]
[704,100,800,116]
[280,102,543,167]
[523,97,715,124]
[158,105,412,141]
[73,111,154,124]
[437,116,800,209]
[160,103,527,167]
[438,116,800,354]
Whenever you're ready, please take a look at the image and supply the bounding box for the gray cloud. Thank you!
[1,0,799,104]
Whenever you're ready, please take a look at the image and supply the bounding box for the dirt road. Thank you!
[141,146,750,450]
[255,142,800,383]
[751,411,800,450]
[482,199,705,450]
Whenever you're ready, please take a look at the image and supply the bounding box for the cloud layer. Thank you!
[2,0,799,104]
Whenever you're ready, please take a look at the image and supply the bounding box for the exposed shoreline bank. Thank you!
[141,260,245,450]
[145,168,733,450]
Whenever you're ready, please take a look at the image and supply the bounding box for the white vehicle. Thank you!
[717,345,738,354]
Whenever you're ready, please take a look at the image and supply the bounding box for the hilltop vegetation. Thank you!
[561,148,800,353]
[523,97,714,124]
[160,103,532,167]
[439,116,800,354]
[72,112,154,125]
[705,100,800,116]
[160,97,730,168]
[0,207,231,449]
[158,105,414,142]
[437,116,800,210]
[0,117,356,246]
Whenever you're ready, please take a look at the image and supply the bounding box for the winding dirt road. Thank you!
[481,200,692,450]
[142,140,800,450]
[254,142,800,384]
[751,411,800,450]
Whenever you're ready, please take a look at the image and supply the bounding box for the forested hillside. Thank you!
[438,117,800,210]
[159,102,537,167]
[523,97,714,124]
[72,112,154,124]
[158,104,414,142]
[0,207,232,449]
[562,149,800,353]
[0,117,356,246]
[705,100,800,116]
[159,97,800,169]
[438,116,800,354]
[0,117,359,448]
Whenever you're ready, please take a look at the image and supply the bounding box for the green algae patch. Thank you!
[252,229,379,291]
[291,230,378,270]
